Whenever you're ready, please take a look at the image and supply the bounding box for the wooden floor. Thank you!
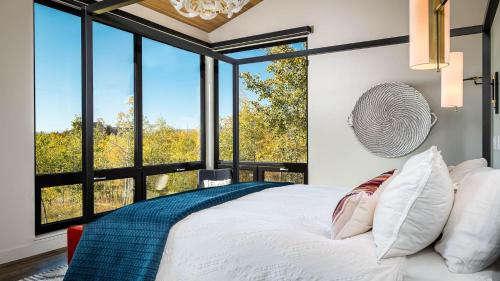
[0,248,67,281]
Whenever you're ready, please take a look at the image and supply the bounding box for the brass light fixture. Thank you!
[410,0,450,71]
[443,70,499,114]
[461,74,499,114]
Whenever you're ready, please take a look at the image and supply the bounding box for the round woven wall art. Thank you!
[348,83,437,158]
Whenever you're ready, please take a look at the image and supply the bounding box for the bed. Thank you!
[156,184,497,281]
[65,183,498,281]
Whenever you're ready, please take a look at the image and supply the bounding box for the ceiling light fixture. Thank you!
[170,0,250,20]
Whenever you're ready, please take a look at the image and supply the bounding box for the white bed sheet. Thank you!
[404,246,499,281]
[154,184,497,281]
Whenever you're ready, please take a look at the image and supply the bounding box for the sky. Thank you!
[35,4,199,132]
[34,3,304,132]
[219,43,305,118]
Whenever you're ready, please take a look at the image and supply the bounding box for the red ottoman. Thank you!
[67,225,84,264]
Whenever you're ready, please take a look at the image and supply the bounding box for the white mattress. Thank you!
[154,184,497,281]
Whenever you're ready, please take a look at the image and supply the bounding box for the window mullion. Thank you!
[134,34,145,202]
[200,55,207,170]
[81,8,95,221]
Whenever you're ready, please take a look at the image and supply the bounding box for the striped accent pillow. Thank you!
[331,170,396,240]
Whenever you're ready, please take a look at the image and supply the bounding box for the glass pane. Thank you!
[93,23,134,170]
[94,178,134,214]
[143,38,201,165]
[34,4,82,175]
[219,61,233,161]
[147,170,198,199]
[239,169,254,182]
[264,171,304,184]
[41,184,82,224]
[238,43,308,163]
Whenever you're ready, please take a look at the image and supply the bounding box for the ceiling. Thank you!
[139,0,263,32]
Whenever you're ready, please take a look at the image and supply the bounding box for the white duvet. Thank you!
[155,184,406,281]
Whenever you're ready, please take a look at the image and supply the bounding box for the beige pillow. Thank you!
[331,170,396,240]
[450,158,487,185]
[435,167,500,273]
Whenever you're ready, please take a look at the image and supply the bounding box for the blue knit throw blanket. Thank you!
[64,181,290,281]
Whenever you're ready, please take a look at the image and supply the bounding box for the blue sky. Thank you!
[35,4,199,132]
[35,3,303,132]
[219,43,305,118]
[35,4,82,133]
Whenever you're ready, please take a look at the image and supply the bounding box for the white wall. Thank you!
[0,0,69,265]
[209,0,486,44]
[307,35,482,186]
[210,0,486,186]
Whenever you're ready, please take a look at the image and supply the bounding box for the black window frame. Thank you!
[34,1,206,234]
[214,39,309,183]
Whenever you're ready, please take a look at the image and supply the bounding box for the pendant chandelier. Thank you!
[409,0,450,70]
[170,0,250,20]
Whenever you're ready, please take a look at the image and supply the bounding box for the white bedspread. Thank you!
[155,184,405,281]
[403,247,498,281]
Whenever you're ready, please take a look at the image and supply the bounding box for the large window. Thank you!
[218,61,233,162]
[35,3,83,228]
[34,3,205,234]
[217,41,308,184]
[142,37,203,199]
[93,22,135,170]
[142,38,201,166]
[35,4,82,176]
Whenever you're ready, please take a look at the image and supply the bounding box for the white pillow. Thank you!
[435,167,500,273]
[373,146,454,259]
[449,158,487,185]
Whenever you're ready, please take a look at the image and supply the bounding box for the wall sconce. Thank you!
[450,72,500,114]
[410,0,450,70]
[441,52,463,108]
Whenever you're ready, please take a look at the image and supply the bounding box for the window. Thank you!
[41,184,82,224]
[239,168,256,182]
[34,3,205,234]
[146,170,198,199]
[93,22,135,170]
[237,42,307,164]
[35,3,82,175]
[218,61,233,161]
[261,169,305,184]
[217,41,308,184]
[94,178,134,214]
[35,3,83,228]
[92,23,136,214]
[142,38,201,166]
[264,172,305,184]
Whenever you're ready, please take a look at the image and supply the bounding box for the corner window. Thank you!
[217,41,308,184]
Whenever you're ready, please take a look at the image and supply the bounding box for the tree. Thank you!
[36,43,308,223]
[220,43,308,164]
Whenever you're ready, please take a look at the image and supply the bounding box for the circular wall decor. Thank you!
[348,83,437,158]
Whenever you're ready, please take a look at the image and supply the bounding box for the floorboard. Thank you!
[0,248,67,281]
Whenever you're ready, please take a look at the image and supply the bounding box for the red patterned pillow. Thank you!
[331,170,396,240]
